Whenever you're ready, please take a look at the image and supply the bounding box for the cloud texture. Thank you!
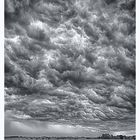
[5,0,135,136]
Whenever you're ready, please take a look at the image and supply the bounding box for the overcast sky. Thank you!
[5,0,135,137]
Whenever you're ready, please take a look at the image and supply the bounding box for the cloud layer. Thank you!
[5,0,135,136]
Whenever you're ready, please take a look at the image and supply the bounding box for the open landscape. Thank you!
[5,134,136,140]
[5,138,136,140]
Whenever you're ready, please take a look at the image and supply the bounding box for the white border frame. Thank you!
[0,0,138,139]
[0,0,4,139]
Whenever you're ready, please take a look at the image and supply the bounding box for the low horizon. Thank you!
[5,134,136,137]
[5,130,136,137]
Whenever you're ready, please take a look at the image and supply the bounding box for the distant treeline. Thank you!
[5,134,136,139]
[98,133,136,139]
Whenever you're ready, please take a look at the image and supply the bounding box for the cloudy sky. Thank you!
[5,0,135,137]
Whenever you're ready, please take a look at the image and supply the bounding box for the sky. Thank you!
[5,0,135,137]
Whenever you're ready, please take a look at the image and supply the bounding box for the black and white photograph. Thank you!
[4,0,136,140]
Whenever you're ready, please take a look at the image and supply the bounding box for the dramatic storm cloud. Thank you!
[5,0,135,136]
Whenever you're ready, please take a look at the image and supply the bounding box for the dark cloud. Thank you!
[5,0,135,136]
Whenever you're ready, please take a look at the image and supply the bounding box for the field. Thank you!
[5,138,135,140]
